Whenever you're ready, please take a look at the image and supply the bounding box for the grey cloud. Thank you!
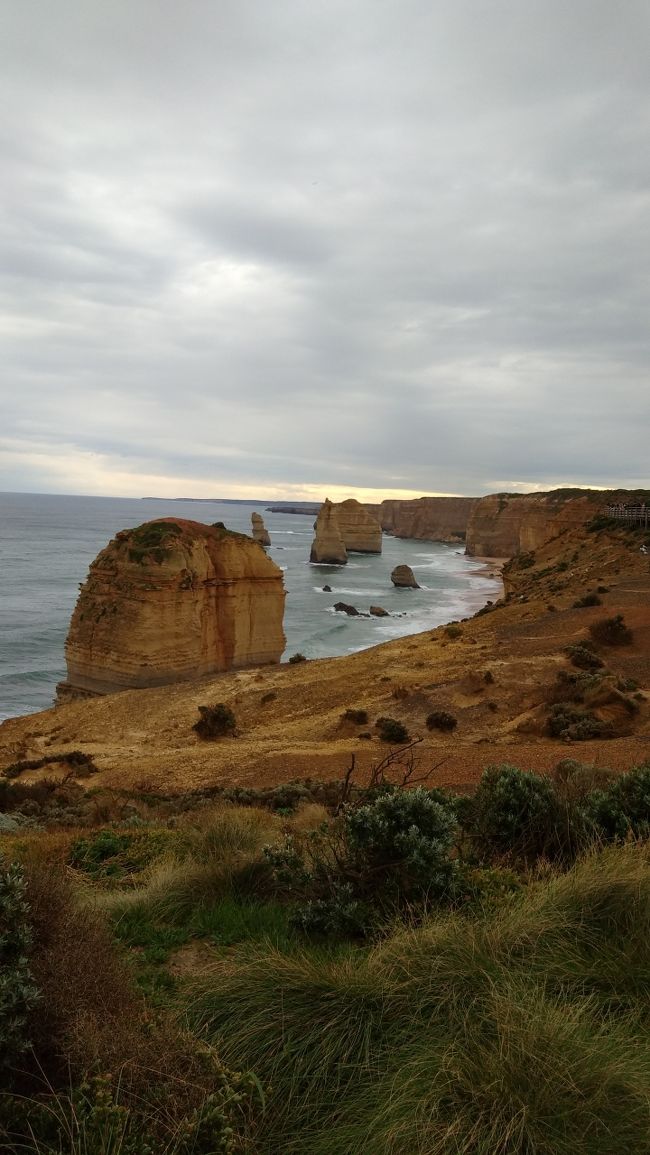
[0,0,649,499]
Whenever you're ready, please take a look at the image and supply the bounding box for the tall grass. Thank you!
[184,843,650,1154]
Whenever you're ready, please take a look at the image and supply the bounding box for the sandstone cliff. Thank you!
[251,512,271,546]
[333,499,382,553]
[364,497,477,542]
[59,519,286,698]
[465,491,603,558]
[310,500,348,564]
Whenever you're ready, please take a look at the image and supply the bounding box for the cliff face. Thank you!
[364,497,477,542]
[59,519,286,698]
[334,499,382,553]
[465,493,599,558]
[310,500,347,564]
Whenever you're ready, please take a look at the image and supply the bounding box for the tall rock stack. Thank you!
[251,511,271,546]
[334,499,382,553]
[309,499,348,564]
[57,519,286,699]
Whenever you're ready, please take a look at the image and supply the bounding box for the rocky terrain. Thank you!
[57,518,286,699]
[2,516,648,796]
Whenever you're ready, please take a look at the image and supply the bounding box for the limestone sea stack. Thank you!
[251,511,271,546]
[334,499,382,553]
[310,499,348,564]
[58,519,286,700]
[391,564,419,588]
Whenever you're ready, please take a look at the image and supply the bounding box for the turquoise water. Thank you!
[0,492,502,721]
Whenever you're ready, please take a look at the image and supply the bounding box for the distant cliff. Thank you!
[364,497,477,543]
[465,490,605,557]
[59,519,286,699]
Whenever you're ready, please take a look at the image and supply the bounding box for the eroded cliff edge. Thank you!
[58,518,286,699]
[364,496,477,542]
[465,491,606,557]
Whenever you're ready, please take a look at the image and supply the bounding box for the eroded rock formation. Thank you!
[251,511,271,546]
[465,491,602,558]
[391,564,420,588]
[364,497,477,542]
[58,519,286,699]
[310,499,348,565]
[333,499,382,553]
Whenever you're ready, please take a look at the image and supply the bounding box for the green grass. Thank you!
[184,843,650,1154]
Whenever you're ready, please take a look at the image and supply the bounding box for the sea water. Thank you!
[0,492,502,721]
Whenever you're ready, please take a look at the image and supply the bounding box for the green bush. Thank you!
[425,710,457,732]
[0,861,40,1074]
[289,652,307,664]
[586,763,650,841]
[193,703,237,739]
[444,623,463,639]
[566,642,605,670]
[341,708,369,725]
[589,614,634,646]
[573,592,602,608]
[375,717,409,744]
[265,786,459,934]
[547,703,612,741]
[346,787,459,903]
[461,764,577,862]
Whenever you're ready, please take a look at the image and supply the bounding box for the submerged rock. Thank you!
[391,564,420,589]
[251,511,271,547]
[58,519,286,699]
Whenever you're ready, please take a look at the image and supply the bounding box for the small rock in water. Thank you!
[369,605,389,617]
[322,585,332,592]
[333,601,360,616]
[391,564,420,589]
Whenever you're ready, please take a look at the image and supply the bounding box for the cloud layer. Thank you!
[1,0,649,499]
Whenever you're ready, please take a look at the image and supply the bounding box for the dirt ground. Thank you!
[1,524,648,795]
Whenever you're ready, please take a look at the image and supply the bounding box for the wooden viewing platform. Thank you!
[605,503,649,528]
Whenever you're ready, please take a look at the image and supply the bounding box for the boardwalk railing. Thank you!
[605,504,649,528]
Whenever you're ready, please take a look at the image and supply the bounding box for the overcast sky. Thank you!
[1,0,649,502]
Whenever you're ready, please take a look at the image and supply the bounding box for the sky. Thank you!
[1,0,649,502]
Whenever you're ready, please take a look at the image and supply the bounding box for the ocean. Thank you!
[0,492,502,722]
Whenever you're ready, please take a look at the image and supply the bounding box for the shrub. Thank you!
[341,708,369,725]
[572,592,602,608]
[444,623,463,639]
[589,614,633,646]
[289,652,307,664]
[0,861,40,1075]
[375,717,409,744]
[566,642,604,670]
[265,786,459,933]
[547,704,612,741]
[585,763,650,841]
[461,764,572,862]
[345,787,459,904]
[425,710,457,732]
[193,703,236,739]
